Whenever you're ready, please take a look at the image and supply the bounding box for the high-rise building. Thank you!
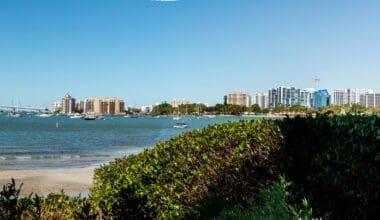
[333,88,374,106]
[333,89,346,106]
[314,89,331,108]
[268,86,300,108]
[75,100,84,113]
[84,97,125,115]
[254,92,269,109]
[61,94,76,114]
[299,88,315,108]
[171,100,179,108]
[227,92,251,107]
[359,93,380,108]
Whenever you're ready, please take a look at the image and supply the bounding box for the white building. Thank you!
[141,105,152,114]
[299,88,315,108]
[253,92,269,109]
[359,93,380,108]
[51,101,62,113]
[333,89,374,106]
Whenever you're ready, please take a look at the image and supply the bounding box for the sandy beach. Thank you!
[0,167,94,196]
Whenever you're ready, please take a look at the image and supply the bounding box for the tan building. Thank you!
[61,93,76,114]
[227,92,251,107]
[84,97,125,115]
[171,99,189,108]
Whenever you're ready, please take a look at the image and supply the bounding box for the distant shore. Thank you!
[0,167,94,196]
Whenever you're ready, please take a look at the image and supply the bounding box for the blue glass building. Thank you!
[314,89,331,108]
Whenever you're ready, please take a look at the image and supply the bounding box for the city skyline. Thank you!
[1,0,380,107]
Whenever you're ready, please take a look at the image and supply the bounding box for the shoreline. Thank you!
[0,167,95,196]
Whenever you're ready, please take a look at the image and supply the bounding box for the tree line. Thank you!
[149,102,380,116]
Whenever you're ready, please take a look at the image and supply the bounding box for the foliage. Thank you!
[289,104,307,113]
[277,114,380,218]
[178,103,207,115]
[227,104,247,115]
[0,178,27,219]
[0,180,98,219]
[91,120,283,219]
[272,104,288,113]
[151,102,173,115]
[250,104,261,114]
[216,177,312,220]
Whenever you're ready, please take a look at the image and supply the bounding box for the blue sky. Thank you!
[1,0,380,107]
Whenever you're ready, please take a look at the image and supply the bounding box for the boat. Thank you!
[173,122,188,129]
[84,113,97,120]
[9,111,21,117]
[203,114,216,118]
[37,113,53,118]
[173,116,181,121]
[70,113,83,119]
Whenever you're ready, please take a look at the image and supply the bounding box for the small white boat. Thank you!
[84,113,97,120]
[70,113,83,119]
[203,115,216,118]
[173,116,181,121]
[173,122,188,129]
[37,113,53,118]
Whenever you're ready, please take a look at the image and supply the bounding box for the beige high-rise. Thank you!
[227,92,251,107]
[84,97,125,115]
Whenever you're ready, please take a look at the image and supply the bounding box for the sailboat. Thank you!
[9,101,21,117]
[9,110,21,117]
[173,106,181,120]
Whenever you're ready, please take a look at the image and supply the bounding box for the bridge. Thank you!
[0,105,49,112]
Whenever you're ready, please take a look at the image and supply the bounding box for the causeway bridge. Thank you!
[0,105,49,112]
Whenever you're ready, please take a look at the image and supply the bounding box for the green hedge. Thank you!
[277,115,380,219]
[91,120,283,219]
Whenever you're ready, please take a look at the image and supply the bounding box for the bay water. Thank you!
[0,114,252,169]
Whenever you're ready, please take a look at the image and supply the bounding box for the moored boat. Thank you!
[84,113,97,120]
[70,113,83,119]
[173,122,188,129]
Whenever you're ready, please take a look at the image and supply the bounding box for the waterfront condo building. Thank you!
[84,97,125,115]
[253,92,269,109]
[299,88,315,108]
[333,88,374,106]
[61,94,76,114]
[268,86,301,108]
[359,93,380,108]
[227,92,251,107]
[314,89,331,108]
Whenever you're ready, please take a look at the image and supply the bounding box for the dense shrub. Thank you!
[0,179,98,219]
[91,120,283,219]
[216,177,312,220]
[277,115,380,218]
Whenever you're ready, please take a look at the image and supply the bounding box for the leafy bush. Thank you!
[216,177,312,220]
[0,179,98,219]
[277,114,380,218]
[91,120,283,219]
[0,178,28,219]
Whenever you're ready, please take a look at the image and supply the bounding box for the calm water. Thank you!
[0,114,250,169]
